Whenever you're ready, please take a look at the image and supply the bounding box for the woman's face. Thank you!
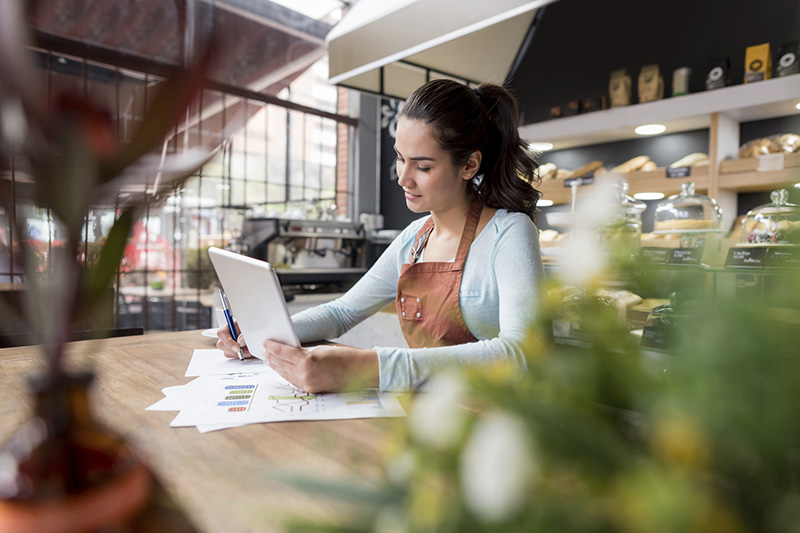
[394,117,469,215]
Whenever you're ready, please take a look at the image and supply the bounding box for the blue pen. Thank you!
[219,288,244,361]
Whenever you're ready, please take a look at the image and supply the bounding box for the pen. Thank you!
[219,288,244,361]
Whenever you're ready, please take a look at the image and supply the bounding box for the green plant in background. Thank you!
[279,179,800,533]
[0,1,215,372]
[186,246,218,290]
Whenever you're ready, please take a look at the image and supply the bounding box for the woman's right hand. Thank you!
[216,322,253,359]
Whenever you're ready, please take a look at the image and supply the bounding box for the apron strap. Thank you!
[453,196,483,264]
[408,196,483,264]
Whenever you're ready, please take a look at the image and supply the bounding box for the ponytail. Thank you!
[399,79,541,219]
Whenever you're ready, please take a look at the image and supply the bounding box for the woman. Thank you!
[217,79,544,392]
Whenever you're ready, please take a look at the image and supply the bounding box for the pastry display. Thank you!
[773,133,800,153]
[609,155,651,174]
[669,152,709,168]
[653,181,722,232]
[740,189,800,245]
[738,134,800,158]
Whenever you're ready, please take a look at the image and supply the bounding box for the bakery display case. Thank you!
[740,188,800,245]
[653,181,723,232]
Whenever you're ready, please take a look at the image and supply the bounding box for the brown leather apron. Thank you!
[396,197,483,349]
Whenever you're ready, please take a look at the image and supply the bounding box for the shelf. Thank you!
[718,153,800,192]
[519,75,800,150]
[538,165,710,205]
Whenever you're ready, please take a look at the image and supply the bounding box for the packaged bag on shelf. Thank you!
[705,57,732,90]
[775,41,800,77]
[638,64,664,103]
[609,68,632,107]
[744,42,772,83]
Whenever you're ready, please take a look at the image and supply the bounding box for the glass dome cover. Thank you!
[741,189,800,245]
[653,181,722,231]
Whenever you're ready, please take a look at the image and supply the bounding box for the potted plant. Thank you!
[0,2,216,529]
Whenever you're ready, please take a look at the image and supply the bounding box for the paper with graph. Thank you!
[148,349,404,430]
[168,371,405,428]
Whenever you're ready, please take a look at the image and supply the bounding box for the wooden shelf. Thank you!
[519,74,800,150]
[538,165,710,205]
[718,153,800,193]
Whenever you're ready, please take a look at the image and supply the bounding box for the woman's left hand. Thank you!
[261,340,379,393]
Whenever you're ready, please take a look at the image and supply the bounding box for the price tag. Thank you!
[667,247,704,266]
[564,175,595,188]
[725,247,766,268]
[765,247,800,268]
[757,153,785,171]
[665,166,691,178]
[641,325,672,349]
[639,247,671,264]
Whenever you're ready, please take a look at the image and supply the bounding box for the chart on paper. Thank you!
[169,371,405,427]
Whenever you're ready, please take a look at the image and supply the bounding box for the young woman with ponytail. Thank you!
[217,79,545,392]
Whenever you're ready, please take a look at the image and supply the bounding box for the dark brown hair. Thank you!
[398,79,540,219]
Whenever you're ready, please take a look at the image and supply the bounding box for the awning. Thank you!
[326,0,558,100]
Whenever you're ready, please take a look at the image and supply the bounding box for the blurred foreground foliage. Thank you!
[282,252,800,533]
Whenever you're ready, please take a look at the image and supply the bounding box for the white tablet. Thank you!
[207,247,300,360]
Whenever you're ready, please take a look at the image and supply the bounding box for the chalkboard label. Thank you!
[666,166,691,178]
[725,247,767,268]
[639,247,671,264]
[564,175,595,188]
[667,247,704,265]
[641,325,672,348]
[765,247,800,268]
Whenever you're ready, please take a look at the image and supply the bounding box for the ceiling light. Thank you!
[538,199,554,207]
[529,142,554,152]
[795,102,800,110]
[635,124,666,135]
[634,192,665,200]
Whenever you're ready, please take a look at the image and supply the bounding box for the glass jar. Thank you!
[601,179,646,255]
[740,189,800,245]
[653,182,722,232]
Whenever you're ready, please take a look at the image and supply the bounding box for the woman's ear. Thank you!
[462,150,482,181]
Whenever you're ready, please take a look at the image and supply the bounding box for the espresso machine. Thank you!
[241,218,366,292]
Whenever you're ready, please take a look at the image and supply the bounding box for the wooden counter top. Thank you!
[0,331,401,532]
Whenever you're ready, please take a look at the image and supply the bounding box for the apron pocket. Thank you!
[398,295,423,321]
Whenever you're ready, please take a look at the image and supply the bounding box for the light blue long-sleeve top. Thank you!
[291,208,545,391]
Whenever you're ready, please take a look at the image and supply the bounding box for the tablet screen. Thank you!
[208,247,300,359]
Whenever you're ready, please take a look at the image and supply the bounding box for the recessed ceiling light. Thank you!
[538,199,554,207]
[796,102,800,110]
[634,192,665,200]
[635,124,666,135]
[529,142,554,152]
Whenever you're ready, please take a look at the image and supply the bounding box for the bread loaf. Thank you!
[565,160,604,179]
[537,162,557,181]
[610,155,651,174]
[669,153,709,168]
[773,134,800,153]
[641,161,658,172]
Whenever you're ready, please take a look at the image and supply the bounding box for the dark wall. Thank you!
[512,0,800,124]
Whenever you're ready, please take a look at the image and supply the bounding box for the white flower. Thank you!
[408,371,468,450]
[559,175,621,288]
[460,411,537,523]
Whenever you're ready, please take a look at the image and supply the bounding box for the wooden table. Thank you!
[0,331,402,532]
